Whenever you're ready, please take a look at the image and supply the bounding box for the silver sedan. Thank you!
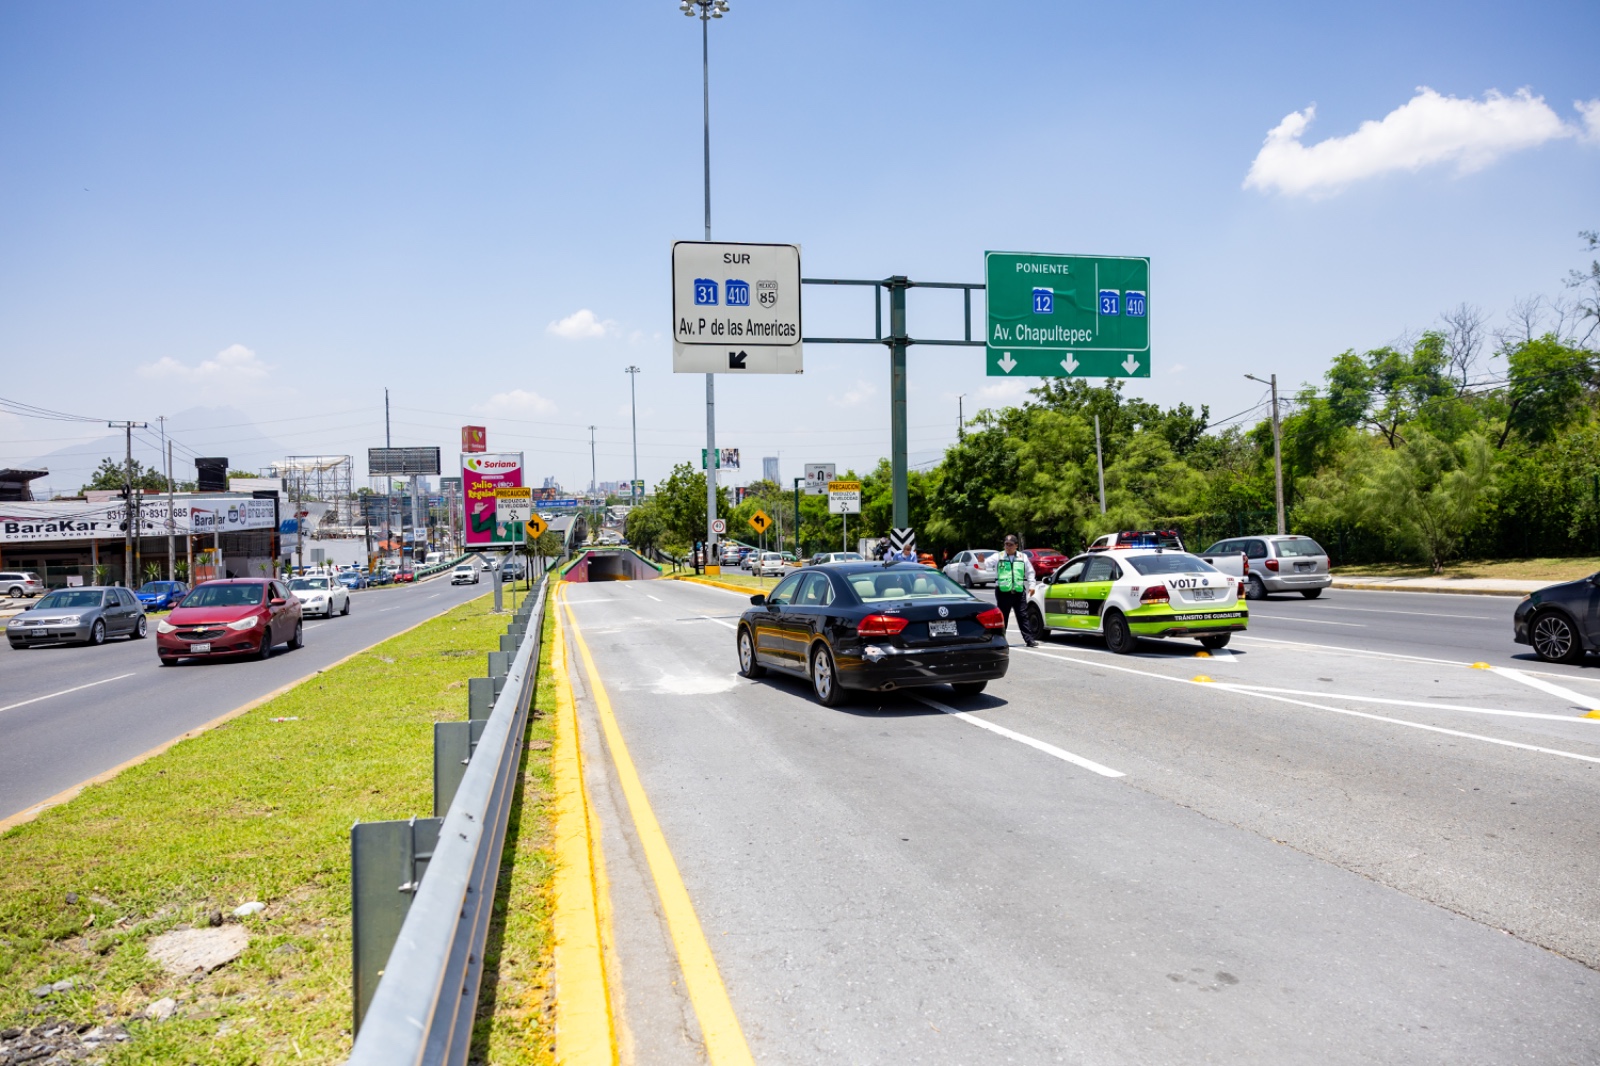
[943,549,999,589]
[5,586,148,648]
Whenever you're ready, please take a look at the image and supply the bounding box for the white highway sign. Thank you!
[672,240,803,374]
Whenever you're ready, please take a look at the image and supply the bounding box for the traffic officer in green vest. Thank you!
[987,534,1038,647]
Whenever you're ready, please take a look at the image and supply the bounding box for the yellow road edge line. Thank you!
[665,575,764,596]
[550,590,618,1066]
[0,596,489,836]
[559,585,757,1066]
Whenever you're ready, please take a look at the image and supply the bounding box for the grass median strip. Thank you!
[0,592,555,1065]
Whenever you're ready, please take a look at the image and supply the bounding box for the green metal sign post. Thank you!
[985,252,1150,378]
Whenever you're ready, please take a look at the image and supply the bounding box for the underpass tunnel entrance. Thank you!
[561,548,662,582]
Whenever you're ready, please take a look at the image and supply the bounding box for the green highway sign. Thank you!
[985,252,1149,378]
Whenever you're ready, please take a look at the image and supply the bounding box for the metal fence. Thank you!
[346,576,548,1066]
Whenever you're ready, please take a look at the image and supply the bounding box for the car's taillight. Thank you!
[857,614,909,637]
[1242,556,1249,574]
[1140,585,1169,603]
[976,607,1005,630]
[1265,558,1279,572]
[1237,580,1246,597]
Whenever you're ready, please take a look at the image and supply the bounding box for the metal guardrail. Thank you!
[347,576,548,1066]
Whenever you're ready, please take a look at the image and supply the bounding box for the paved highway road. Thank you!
[562,578,1600,1064]
[0,579,495,822]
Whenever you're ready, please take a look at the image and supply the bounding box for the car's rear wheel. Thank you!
[1199,634,1231,650]
[89,619,106,646]
[6,585,22,598]
[737,627,765,678]
[1300,588,1323,599]
[810,644,844,707]
[133,616,148,640]
[1103,611,1137,655]
[288,619,304,650]
[341,596,350,616]
[951,681,987,697]
[963,573,974,589]
[1531,610,1583,664]
[1026,604,1048,640]
[1245,575,1267,600]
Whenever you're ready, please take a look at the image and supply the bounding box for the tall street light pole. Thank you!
[683,0,728,566]
[625,366,640,508]
[1245,372,1286,534]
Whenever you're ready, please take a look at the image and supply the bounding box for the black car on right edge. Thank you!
[736,562,1010,705]
[1514,570,1600,663]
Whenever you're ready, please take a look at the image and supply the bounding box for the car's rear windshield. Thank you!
[37,590,102,609]
[847,569,969,603]
[1124,554,1219,576]
[182,584,265,607]
[1275,538,1326,557]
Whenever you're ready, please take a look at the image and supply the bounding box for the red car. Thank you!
[155,579,303,665]
[1021,547,1067,575]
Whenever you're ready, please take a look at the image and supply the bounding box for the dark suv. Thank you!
[1513,572,1600,663]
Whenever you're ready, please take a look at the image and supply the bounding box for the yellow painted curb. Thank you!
[0,595,489,836]
[1192,675,1214,684]
[560,586,756,1066]
[667,575,764,597]
[550,592,618,1066]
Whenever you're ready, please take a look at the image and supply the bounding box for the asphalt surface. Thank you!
[0,577,495,821]
[562,578,1600,1065]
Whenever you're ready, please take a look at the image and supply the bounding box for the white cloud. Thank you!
[546,309,616,340]
[976,380,1029,405]
[830,379,877,407]
[1579,98,1600,143]
[1244,88,1593,197]
[138,343,271,385]
[475,388,556,418]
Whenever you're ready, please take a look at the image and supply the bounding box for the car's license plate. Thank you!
[1192,589,1216,600]
[190,642,211,653]
[1296,562,1314,571]
[29,628,46,636]
[929,620,958,637]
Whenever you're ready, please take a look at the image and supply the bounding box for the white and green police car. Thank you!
[1025,548,1248,654]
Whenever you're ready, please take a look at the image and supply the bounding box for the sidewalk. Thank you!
[1332,574,1552,596]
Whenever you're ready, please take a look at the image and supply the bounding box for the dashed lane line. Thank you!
[1209,683,1599,725]
[1250,615,1365,627]
[0,673,136,716]
[909,693,1126,778]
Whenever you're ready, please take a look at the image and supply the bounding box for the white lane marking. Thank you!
[645,594,662,602]
[1492,667,1600,712]
[376,605,405,613]
[1018,647,1600,765]
[1232,635,1468,667]
[910,693,1125,778]
[1215,683,1596,724]
[1,673,137,715]
[1251,615,1365,627]
[1200,648,1238,662]
[1300,605,1493,620]
[698,616,738,630]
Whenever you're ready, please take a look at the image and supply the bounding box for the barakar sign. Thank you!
[0,497,277,545]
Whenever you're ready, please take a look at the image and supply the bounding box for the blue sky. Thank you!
[1,1,1596,496]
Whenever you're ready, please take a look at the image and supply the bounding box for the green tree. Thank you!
[1357,430,1499,572]
[1497,334,1598,446]
[81,457,168,494]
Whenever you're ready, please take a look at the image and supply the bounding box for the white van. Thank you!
[424,551,443,567]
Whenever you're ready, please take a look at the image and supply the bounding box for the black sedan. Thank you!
[736,562,1009,705]
[1514,571,1599,663]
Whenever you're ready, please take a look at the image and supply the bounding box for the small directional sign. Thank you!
[985,251,1150,378]
[748,509,773,534]
[524,514,548,540]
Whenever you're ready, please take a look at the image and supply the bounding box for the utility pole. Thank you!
[683,0,728,568]
[1245,373,1286,534]
[164,429,176,580]
[109,420,148,585]
[384,388,393,567]
[958,394,965,442]
[793,476,803,558]
[625,366,640,509]
[588,425,597,497]
[1094,414,1107,515]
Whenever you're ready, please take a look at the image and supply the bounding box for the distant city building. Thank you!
[763,456,780,484]
[542,476,560,490]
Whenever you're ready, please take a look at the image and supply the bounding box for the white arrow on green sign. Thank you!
[985,251,1149,378]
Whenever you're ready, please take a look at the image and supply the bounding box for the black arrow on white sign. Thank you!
[728,350,747,369]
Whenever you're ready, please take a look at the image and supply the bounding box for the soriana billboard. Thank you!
[461,425,487,453]
[462,452,523,547]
